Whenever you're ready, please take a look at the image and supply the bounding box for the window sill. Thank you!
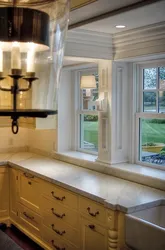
[53,151,97,163]
[52,151,165,192]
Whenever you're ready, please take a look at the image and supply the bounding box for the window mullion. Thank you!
[156,67,159,113]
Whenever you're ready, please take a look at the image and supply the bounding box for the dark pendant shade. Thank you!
[0,7,50,48]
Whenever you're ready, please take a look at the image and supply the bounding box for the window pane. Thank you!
[143,92,156,112]
[159,67,165,89]
[81,73,99,111]
[159,91,165,113]
[143,68,157,90]
[80,114,98,152]
[140,118,165,166]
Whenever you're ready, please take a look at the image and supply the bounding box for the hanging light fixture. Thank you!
[0,0,70,134]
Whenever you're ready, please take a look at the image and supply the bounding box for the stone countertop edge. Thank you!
[6,161,165,214]
[8,161,109,208]
[0,156,165,214]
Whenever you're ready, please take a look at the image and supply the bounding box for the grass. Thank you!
[142,120,165,144]
[83,119,165,148]
[84,121,98,147]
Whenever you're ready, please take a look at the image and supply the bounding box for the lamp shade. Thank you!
[81,75,96,89]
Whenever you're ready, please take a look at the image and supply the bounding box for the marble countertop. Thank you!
[0,152,165,213]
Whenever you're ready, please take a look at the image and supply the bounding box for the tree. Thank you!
[144,67,165,89]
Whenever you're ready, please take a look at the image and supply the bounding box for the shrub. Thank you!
[142,142,156,146]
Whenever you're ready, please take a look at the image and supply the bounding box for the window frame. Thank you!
[76,67,99,155]
[135,60,165,170]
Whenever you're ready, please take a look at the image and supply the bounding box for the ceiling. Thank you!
[69,0,149,26]
[78,0,165,34]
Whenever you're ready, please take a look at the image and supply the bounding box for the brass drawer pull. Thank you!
[87,207,99,217]
[88,224,95,230]
[23,212,34,220]
[51,224,66,236]
[24,172,34,179]
[51,208,65,219]
[51,240,65,250]
[51,191,65,201]
[28,181,32,185]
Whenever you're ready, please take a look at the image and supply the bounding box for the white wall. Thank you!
[57,69,73,152]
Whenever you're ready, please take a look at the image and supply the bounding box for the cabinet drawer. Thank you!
[42,182,78,210]
[19,172,41,214]
[79,197,106,224]
[19,204,42,238]
[41,197,79,229]
[43,212,80,247]
[42,225,78,250]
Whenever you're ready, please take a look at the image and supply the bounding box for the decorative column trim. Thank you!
[108,230,118,250]
[116,67,123,150]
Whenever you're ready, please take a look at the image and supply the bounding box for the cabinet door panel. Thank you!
[81,218,107,250]
[19,172,41,214]
[0,167,9,218]
[9,168,19,221]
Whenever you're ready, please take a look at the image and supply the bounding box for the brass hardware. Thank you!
[51,240,65,250]
[51,224,66,236]
[87,207,99,217]
[23,212,34,220]
[28,181,32,185]
[51,208,65,219]
[23,172,34,179]
[51,191,65,201]
[88,224,95,230]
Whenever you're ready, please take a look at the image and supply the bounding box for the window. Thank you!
[136,63,165,169]
[77,69,99,154]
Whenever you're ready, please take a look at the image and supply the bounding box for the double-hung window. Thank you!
[136,62,165,169]
[77,69,99,154]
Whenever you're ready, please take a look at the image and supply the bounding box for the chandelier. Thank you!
[0,0,70,133]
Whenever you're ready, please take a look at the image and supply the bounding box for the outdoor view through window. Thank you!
[80,73,98,153]
[140,66,165,166]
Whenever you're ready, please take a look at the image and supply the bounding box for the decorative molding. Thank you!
[113,22,165,60]
[71,0,97,11]
[116,67,123,150]
[65,22,165,61]
[108,230,118,250]
[65,29,113,59]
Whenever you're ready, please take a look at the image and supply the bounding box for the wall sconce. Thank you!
[96,92,108,112]
[0,0,70,134]
[80,75,96,96]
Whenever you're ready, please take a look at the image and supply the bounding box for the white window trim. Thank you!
[134,60,165,171]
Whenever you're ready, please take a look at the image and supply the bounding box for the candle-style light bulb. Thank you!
[27,42,36,73]
[0,46,3,72]
[11,42,21,70]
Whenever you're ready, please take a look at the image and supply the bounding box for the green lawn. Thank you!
[142,119,165,144]
[84,121,98,147]
[83,119,165,147]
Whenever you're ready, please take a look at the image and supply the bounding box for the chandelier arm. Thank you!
[19,82,32,92]
[0,86,12,92]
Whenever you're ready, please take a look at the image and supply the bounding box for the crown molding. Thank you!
[65,29,113,60]
[113,22,165,60]
[71,0,97,11]
[64,22,165,61]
